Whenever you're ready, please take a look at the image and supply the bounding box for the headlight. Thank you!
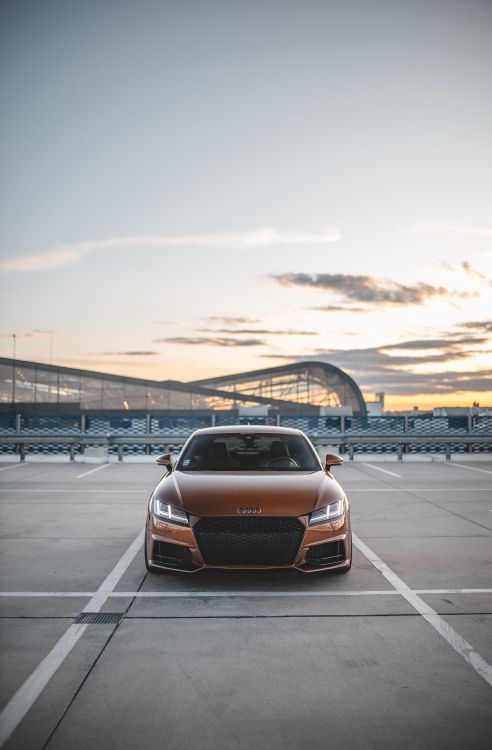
[153,498,189,526]
[309,499,344,525]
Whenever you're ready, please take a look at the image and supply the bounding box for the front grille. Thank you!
[153,541,195,569]
[194,516,304,566]
[305,540,345,567]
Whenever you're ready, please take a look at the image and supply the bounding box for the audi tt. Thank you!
[145,425,351,573]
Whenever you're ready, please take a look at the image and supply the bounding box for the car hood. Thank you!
[154,470,343,517]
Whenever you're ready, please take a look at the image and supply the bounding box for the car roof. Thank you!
[190,424,304,437]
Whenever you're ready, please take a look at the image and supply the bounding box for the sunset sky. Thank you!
[0,0,491,410]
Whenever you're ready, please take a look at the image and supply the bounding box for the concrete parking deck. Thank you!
[0,461,491,749]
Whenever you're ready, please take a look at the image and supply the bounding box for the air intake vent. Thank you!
[305,540,345,567]
[153,541,196,570]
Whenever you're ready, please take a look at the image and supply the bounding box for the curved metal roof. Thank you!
[190,360,367,415]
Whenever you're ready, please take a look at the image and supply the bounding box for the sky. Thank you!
[0,0,491,410]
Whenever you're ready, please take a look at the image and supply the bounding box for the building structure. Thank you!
[0,357,367,416]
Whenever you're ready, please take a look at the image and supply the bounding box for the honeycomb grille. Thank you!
[194,516,304,566]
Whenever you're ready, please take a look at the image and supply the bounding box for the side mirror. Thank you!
[156,453,173,470]
[325,453,343,470]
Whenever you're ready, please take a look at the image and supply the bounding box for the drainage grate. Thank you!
[74,612,123,625]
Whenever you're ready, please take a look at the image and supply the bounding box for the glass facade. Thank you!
[0,357,367,414]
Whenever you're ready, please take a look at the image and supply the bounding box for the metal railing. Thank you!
[1,411,491,461]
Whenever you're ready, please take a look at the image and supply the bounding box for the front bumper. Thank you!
[146,511,352,574]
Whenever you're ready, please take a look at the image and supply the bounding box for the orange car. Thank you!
[145,425,351,573]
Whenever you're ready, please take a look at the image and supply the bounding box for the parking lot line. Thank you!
[414,588,492,595]
[75,464,110,479]
[110,590,399,598]
[0,528,145,748]
[361,463,402,478]
[0,592,96,597]
[353,533,492,688]
[1,588,491,598]
[0,489,141,493]
[346,488,491,492]
[110,588,492,598]
[450,463,492,476]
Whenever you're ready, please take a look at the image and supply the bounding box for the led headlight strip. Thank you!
[153,498,189,526]
[309,499,344,525]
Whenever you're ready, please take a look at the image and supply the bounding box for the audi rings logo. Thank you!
[237,507,262,515]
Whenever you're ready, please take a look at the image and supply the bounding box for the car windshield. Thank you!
[177,432,320,471]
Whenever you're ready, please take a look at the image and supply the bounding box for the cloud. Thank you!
[381,337,487,350]
[313,347,476,370]
[197,327,317,336]
[365,370,492,395]
[270,272,471,306]
[366,370,492,395]
[406,223,492,238]
[198,316,317,336]
[202,316,262,325]
[93,351,161,356]
[260,354,492,394]
[258,329,492,395]
[154,336,266,347]
[259,348,473,369]
[0,226,341,273]
[0,248,83,273]
[461,261,492,285]
[457,320,492,333]
[308,305,368,313]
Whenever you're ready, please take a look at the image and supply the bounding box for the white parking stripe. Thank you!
[0,464,22,473]
[361,463,402,478]
[352,533,492,688]
[1,588,491,598]
[0,528,144,748]
[75,464,109,479]
[0,489,140,493]
[450,463,492,476]
[0,592,95,597]
[414,589,492,595]
[107,590,399,598]
[346,488,491,492]
[0,589,396,598]
[110,588,492,598]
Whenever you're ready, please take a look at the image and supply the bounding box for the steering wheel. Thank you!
[265,456,299,468]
